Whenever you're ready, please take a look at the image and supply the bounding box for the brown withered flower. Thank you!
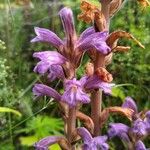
[137,0,150,8]
[78,1,101,24]
[95,67,113,82]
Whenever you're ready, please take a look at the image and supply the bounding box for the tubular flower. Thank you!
[33,84,61,101]
[34,136,69,150]
[122,96,138,114]
[80,75,115,95]
[77,127,109,150]
[31,7,111,71]
[108,97,150,149]
[33,51,66,75]
[129,118,148,140]
[61,78,90,107]
[135,140,148,150]
[108,123,130,142]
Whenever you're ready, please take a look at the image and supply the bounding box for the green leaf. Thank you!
[20,136,38,146]
[0,107,22,117]
[112,87,125,100]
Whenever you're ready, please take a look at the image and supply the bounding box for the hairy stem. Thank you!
[91,0,110,136]
[91,53,105,136]
[67,107,76,149]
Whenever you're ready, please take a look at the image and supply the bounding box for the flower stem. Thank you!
[91,54,105,136]
[67,107,76,149]
[91,1,110,136]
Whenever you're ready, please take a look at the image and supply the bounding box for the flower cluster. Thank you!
[108,97,150,149]
[31,0,148,149]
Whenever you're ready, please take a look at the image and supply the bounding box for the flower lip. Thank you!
[31,27,64,48]
[61,78,90,107]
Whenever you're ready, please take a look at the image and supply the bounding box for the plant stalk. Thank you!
[91,0,110,136]
[67,107,76,150]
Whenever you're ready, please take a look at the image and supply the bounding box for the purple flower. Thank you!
[31,27,64,49]
[34,136,63,150]
[77,127,109,150]
[108,123,130,142]
[129,118,148,139]
[33,51,66,75]
[122,97,138,114]
[33,84,61,101]
[80,75,115,94]
[135,141,147,150]
[47,65,65,81]
[77,31,111,55]
[61,78,90,107]
[31,7,111,64]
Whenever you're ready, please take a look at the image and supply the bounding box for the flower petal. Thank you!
[78,27,95,42]
[31,27,63,48]
[108,123,129,139]
[33,51,66,74]
[33,84,61,101]
[61,78,90,107]
[122,97,138,114]
[77,127,93,143]
[130,118,147,139]
[77,31,110,55]
[94,136,109,150]
[48,65,65,81]
[135,141,147,150]
[59,7,76,43]
[34,136,63,150]
[83,75,115,94]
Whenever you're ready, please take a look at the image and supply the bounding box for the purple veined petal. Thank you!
[77,127,93,143]
[59,7,76,43]
[33,51,66,62]
[108,123,129,139]
[31,27,63,48]
[83,75,115,95]
[76,31,110,55]
[122,97,138,114]
[47,65,65,81]
[34,136,63,150]
[61,84,90,107]
[94,136,109,150]
[34,61,51,74]
[130,118,147,139]
[135,141,147,150]
[78,27,95,42]
[33,51,66,74]
[33,84,61,101]
[92,40,111,55]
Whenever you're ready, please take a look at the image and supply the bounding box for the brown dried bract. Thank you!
[76,111,94,133]
[112,46,131,52]
[106,30,145,50]
[109,0,123,17]
[137,0,150,8]
[95,67,113,82]
[100,107,134,126]
[78,1,101,24]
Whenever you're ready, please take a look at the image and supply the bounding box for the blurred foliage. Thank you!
[0,0,149,149]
